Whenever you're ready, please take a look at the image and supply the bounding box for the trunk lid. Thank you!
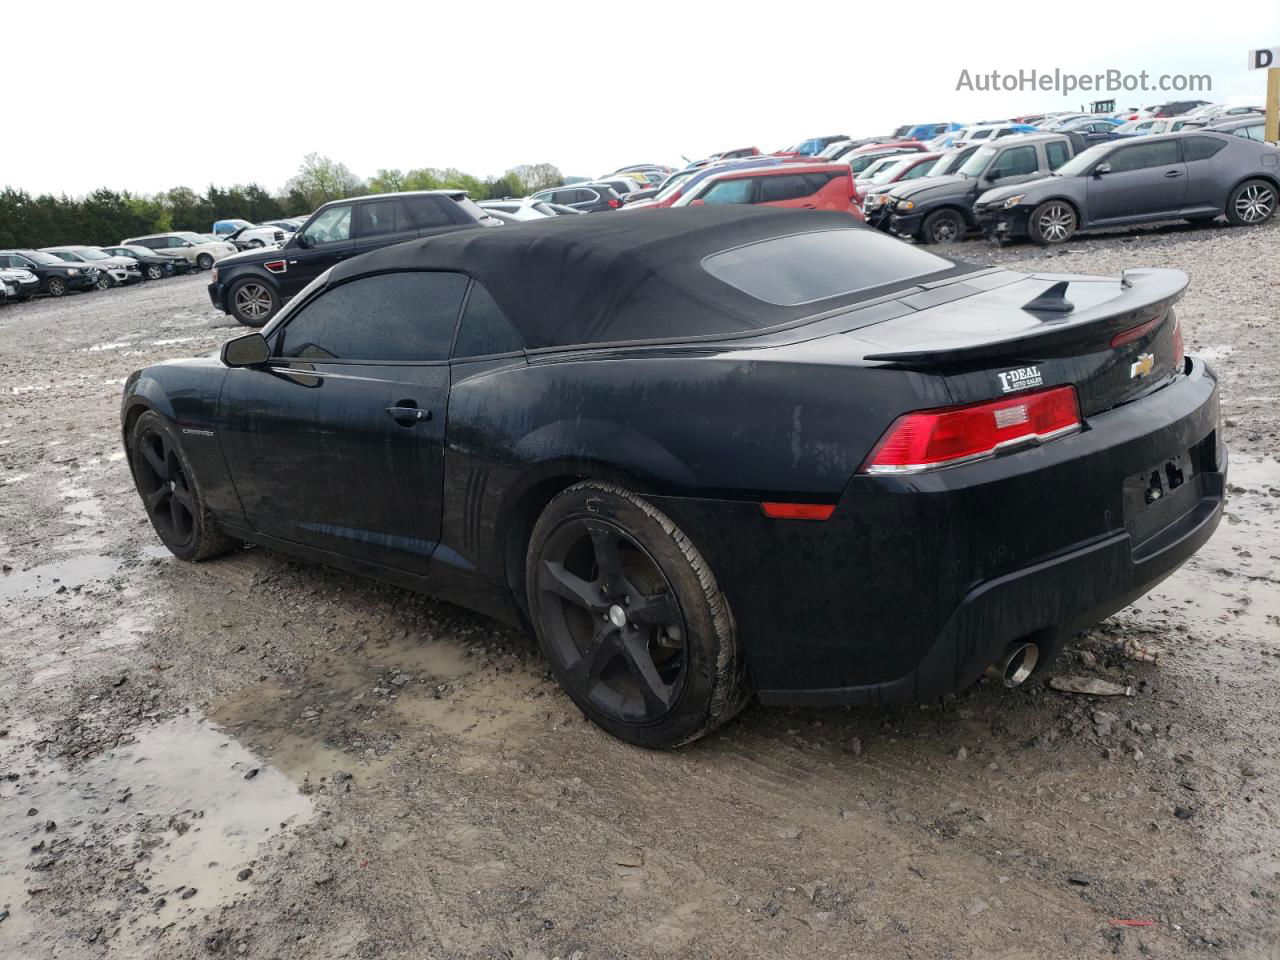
[852,268,1186,416]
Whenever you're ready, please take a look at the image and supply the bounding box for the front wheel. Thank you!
[196,253,214,270]
[248,239,264,249]
[128,411,239,562]
[145,264,164,280]
[95,272,112,291]
[526,481,748,748]
[920,208,965,244]
[1226,179,1277,226]
[229,278,279,326]
[1028,201,1077,245]
[46,277,67,297]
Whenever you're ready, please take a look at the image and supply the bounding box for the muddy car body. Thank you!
[121,208,1225,747]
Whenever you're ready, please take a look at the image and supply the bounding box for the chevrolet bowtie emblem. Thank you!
[1129,353,1155,379]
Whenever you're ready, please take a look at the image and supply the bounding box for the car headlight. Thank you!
[999,194,1026,209]
[896,200,914,211]
[867,195,888,207]
[211,268,218,282]
[67,267,81,275]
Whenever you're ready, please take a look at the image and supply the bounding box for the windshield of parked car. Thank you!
[653,170,696,200]
[926,151,967,176]
[74,248,112,260]
[178,233,207,244]
[957,147,997,177]
[868,157,916,184]
[848,153,896,174]
[1052,142,1112,177]
[44,250,82,262]
[24,251,64,265]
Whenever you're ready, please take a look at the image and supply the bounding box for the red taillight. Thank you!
[760,502,836,521]
[1171,315,1185,370]
[608,199,620,208]
[861,386,1082,476]
[1110,314,1163,347]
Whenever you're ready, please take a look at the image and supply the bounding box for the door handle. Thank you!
[386,404,430,426]
[1164,170,1182,178]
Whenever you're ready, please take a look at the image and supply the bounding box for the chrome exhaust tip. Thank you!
[985,642,1040,688]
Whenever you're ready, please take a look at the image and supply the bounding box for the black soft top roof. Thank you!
[327,207,972,349]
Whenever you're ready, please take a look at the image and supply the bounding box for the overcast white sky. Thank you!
[4,0,1277,197]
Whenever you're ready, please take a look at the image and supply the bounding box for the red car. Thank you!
[671,162,863,220]
[844,140,927,175]
[852,151,942,204]
[692,146,761,167]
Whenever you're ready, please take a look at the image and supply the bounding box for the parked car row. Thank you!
[0,232,238,307]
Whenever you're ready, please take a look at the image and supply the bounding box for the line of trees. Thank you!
[0,154,567,249]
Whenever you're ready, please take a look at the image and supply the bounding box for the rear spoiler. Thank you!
[863,268,1188,367]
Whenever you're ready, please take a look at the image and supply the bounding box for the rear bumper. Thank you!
[650,358,1223,705]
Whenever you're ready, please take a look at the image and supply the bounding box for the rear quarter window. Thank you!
[702,229,954,306]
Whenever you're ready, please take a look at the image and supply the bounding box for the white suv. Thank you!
[122,232,236,270]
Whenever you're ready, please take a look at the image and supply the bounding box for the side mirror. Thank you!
[295,233,312,249]
[1094,162,1112,177]
[221,332,270,368]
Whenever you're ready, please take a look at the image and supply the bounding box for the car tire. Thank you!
[229,278,279,327]
[145,264,164,280]
[127,410,240,562]
[1028,201,1077,245]
[95,273,112,291]
[525,480,749,748]
[46,277,67,297]
[920,208,965,244]
[196,253,214,270]
[248,239,264,249]
[1225,179,1277,226]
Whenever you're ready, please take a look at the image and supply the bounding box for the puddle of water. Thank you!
[0,715,312,949]
[1139,455,1280,644]
[0,554,120,601]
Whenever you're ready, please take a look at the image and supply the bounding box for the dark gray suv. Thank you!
[975,132,1280,244]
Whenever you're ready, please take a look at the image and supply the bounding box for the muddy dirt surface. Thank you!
[1,221,1278,959]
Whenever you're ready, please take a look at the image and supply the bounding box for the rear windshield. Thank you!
[702,229,954,307]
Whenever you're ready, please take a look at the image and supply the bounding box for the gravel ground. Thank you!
[1,219,1278,960]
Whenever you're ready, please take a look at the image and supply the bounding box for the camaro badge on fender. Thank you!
[1130,353,1155,379]
[997,365,1043,393]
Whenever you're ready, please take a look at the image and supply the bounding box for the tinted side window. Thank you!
[136,238,162,249]
[278,272,468,362]
[357,200,411,238]
[1109,140,1181,172]
[758,174,817,203]
[1236,125,1264,141]
[990,145,1038,177]
[1183,136,1227,161]
[453,282,525,358]
[406,196,454,228]
[1045,141,1071,170]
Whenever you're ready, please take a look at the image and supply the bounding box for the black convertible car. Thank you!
[122,208,1225,747]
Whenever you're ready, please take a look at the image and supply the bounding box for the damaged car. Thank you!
[121,208,1225,748]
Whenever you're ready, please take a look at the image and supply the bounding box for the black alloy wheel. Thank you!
[134,425,198,550]
[526,481,747,748]
[536,516,688,723]
[46,277,67,297]
[197,253,214,270]
[128,411,239,562]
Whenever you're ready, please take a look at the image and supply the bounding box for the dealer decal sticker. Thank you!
[997,365,1043,394]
